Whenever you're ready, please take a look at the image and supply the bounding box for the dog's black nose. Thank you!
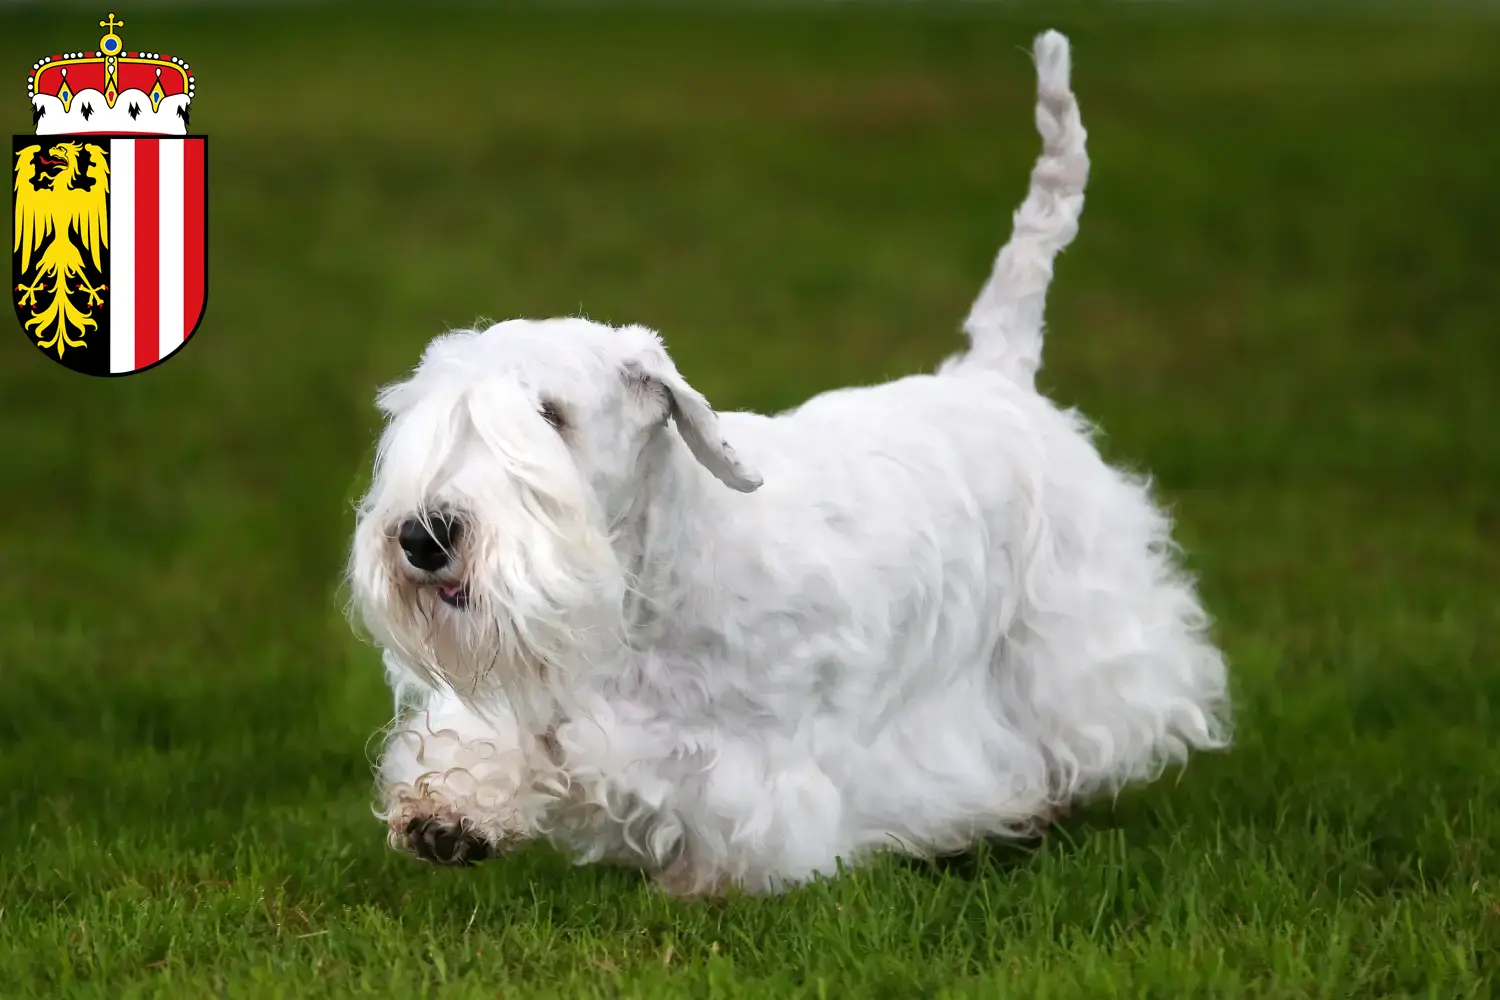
[398,514,461,572]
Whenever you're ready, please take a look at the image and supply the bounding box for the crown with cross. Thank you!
[27,13,196,136]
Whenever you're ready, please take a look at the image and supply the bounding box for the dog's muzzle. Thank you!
[397,513,470,608]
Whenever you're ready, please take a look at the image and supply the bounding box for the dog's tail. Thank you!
[939,30,1088,386]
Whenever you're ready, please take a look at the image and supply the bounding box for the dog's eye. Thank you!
[539,398,567,431]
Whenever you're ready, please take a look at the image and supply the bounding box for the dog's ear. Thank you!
[621,339,762,494]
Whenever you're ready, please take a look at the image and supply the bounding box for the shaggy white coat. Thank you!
[348,31,1230,896]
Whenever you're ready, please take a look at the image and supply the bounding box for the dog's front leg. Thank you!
[377,681,556,866]
[553,708,847,897]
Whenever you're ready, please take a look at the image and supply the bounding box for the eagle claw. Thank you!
[15,278,46,309]
[74,276,106,308]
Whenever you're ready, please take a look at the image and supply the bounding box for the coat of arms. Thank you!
[12,12,206,376]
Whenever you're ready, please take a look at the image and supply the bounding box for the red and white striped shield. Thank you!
[12,135,208,376]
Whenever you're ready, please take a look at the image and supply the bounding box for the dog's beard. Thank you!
[351,516,627,727]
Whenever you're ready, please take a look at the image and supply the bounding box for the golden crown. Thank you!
[27,13,196,135]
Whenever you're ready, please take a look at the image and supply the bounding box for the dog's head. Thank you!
[348,318,760,707]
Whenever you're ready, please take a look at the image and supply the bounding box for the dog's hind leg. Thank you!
[940,30,1090,387]
[376,677,556,865]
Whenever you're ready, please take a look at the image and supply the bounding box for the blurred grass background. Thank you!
[1,2,1498,997]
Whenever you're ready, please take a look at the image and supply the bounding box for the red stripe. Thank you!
[183,139,204,338]
[134,139,159,371]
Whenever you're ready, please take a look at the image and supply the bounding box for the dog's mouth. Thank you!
[437,583,470,609]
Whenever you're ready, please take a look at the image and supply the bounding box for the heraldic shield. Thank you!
[12,13,207,377]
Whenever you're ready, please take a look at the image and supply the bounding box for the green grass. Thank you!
[2,2,1498,996]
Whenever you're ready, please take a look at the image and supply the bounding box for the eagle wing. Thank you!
[13,145,51,276]
[73,144,111,271]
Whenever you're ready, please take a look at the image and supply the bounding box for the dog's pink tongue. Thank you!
[440,584,463,599]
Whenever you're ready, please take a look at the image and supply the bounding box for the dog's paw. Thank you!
[652,855,734,899]
[397,815,497,867]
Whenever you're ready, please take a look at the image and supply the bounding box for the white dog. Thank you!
[348,30,1230,896]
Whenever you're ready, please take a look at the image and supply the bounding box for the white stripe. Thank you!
[109,139,135,374]
[158,140,185,358]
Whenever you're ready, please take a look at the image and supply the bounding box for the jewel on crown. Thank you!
[27,13,196,136]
